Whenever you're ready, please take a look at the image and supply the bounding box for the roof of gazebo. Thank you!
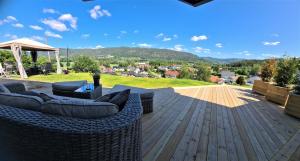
[0,38,57,51]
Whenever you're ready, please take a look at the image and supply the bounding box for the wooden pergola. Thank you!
[0,38,62,79]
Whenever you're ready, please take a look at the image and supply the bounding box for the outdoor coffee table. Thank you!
[109,85,154,114]
[74,83,102,99]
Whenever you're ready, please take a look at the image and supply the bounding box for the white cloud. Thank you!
[45,30,62,39]
[262,53,280,58]
[95,45,104,49]
[236,50,252,56]
[58,13,77,29]
[81,34,90,39]
[171,44,185,52]
[191,35,208,41]
[43,8,58,14]
[163,37,172,42]
[155,33,164,38]
[138,43,152,48]
[271,33,279,37]
[262,41,280,46]
[89,5,111,20]
[6,16,17,21]
[194,47,210,54]
[31,36,45,41]
[216,43,223,48]
[104,33,109,36]
[4,34,18,40]
[134,30,139,34]
[120,30,127,34]
[29,25,43,30]
[42,19,68,32]
[173,34,178,39]
[0,16,17,25]
[12,23,24,28]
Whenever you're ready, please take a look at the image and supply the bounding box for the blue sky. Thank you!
[0,0,299,59]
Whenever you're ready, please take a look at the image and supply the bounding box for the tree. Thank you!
[178,66,193,79]
[261,59,277,82]
[236,76,246,85]
[249,64,261,76]
[274,57,298,87]
[73,55,99,73]
[195,63,211,81]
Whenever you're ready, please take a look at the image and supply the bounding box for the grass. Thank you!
[27,72,214,88]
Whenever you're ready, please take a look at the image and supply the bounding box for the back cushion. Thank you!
[0,93,43,111]
[41,99,118,119]
[0,84,10,93]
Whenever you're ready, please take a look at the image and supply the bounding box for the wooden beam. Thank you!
[10,44,28,79]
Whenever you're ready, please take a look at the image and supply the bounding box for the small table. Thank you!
[109,85,154,114]
[74,83,102,99]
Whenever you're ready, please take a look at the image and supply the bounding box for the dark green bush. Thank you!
[274,57,298,87]
[294,73,300,94]
[236,76,246,85]
[73,55,99,73]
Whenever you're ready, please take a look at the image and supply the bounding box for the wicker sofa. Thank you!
[0,83,143,161]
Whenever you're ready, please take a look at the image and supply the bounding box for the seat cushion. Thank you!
[0,84,11,93]
[0,92,43,111]
[17,91,56,102]
[52,80,87,92]
[109,89,131,111]
[3,82,26,93]
[41,99,118,119]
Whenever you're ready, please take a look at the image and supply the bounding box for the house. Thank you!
[210,75,220,83]
[165,70,180,78]
[158,66,168,71]
[220,70,235,83]
[247,76,261,84]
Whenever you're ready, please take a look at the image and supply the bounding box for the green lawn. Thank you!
[27,73,214,88]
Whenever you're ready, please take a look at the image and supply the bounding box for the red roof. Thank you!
[165,70,180,77]
[210,75,220,83]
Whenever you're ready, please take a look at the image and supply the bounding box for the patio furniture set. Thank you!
[0,80,154,161]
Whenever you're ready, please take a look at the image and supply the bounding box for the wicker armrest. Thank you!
[3,82,26,93]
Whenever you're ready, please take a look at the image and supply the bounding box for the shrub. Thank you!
[72,55,99,73]
[274,57,298,87]
[294,72,300,94]
[261,59,277,82]
[236,76,246,85]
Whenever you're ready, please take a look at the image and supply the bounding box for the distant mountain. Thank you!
[199,57,244,64]
[59,47,244,64]
[59,47,200,61]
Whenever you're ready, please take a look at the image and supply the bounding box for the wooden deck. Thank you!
[1,78,299,161]
[143,86,300,161]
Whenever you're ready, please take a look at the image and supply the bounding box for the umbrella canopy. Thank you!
[0,38,57,51]
[180,0,213,7]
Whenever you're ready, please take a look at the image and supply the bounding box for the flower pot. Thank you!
[252,80,270,95]
[266,84,291,106]
[285,94,300,119]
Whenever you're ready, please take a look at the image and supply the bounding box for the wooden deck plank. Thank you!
[144,88,202,161]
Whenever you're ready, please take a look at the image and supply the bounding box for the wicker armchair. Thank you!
[0,93,143,161]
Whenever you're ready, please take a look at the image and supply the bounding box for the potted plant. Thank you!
[92,70,101,88]
[253,59,276,95]
[285,73,300,118]
[266,57,297,106]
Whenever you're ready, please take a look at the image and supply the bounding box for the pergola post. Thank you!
[10,44,28,79]
[55,49,62,74]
